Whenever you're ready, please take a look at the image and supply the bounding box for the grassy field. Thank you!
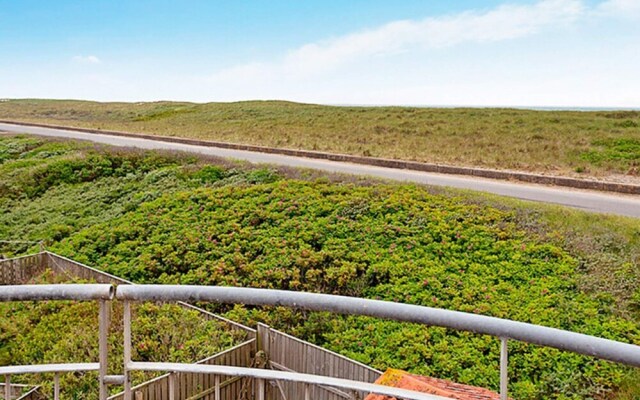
[2,135,639,399]
[1,99,639,183]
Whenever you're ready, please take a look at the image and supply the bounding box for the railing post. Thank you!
[123,300,132,400]
[4,374,10,400]
[214,375,220,400]
[304,383,310,400]
[256,378,265,400]
[169,372,176,400]
[54,372,60,400]
[500,337,508,400]
[99,299,110,400]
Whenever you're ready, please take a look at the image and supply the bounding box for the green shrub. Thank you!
[580,138,640,168]
[2,135,639,399]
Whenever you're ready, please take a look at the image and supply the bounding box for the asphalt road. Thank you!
[1,122,639,218]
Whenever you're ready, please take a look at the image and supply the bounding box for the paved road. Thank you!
[2,122,639,218]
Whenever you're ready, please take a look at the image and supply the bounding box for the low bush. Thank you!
[1,135,639,399]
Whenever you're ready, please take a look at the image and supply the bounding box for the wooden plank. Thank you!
[186,372,192,398]
[179,372,185,400]
[152,379,158,400]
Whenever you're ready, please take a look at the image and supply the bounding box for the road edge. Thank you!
[2,119,639,195]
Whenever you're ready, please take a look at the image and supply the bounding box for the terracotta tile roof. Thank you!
[365,369,503,400]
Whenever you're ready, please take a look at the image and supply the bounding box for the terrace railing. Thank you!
[2,284,640,400]
[1,252,259,400]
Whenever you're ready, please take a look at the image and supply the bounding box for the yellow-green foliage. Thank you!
[1,135,639,400]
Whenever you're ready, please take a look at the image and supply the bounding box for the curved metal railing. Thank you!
[2,283,640,400]
[116,285,640,367]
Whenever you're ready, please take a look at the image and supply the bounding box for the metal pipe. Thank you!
[103,375,125,385]
[500,338,507,400]
[214,375,220,400]
[99,300,110,400]
[0,363,99,375]
[123,301,132,400]
[54,373,60,400]
[256,378,264,400]
[129,362,450,400]
[4,375,10,400]
[0,284,113,302]
[116,285,640,367]
[304,383,310,400]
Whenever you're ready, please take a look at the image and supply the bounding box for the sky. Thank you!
[1,0,639,107]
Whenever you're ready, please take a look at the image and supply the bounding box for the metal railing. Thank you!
[0,284,112,400]
[2,284,640,400]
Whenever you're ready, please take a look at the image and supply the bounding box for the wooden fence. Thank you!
[44,252,129,285]
[258,324,382,400]
[108,340,256,400]
[0,253,45,285]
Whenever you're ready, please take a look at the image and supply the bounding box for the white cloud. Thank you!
[9,0,638,107]
[210,0,584,83]
[72,55,102,65]
[595,0,640,17]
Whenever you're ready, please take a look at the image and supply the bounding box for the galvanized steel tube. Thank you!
[123,300,132,400]
[99,300,110,400]
[500,338,508,400]
[117,285,640,367]
[0,284,114,301]
[0,363,100,375]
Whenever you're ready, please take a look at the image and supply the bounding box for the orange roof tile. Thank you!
[365,369,503,400]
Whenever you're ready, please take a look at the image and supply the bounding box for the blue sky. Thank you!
[1,0,639,107]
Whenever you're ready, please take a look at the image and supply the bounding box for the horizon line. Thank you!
[2,97,640,112]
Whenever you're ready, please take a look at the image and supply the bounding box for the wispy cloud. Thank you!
[210,0,584,83]
[72,55,102,65]
[595,0,640,18]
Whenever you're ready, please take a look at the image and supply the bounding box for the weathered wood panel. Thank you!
[45,252,130,285]
[258,324,382,400]
[108,340,256,400]
[0,253,46,285]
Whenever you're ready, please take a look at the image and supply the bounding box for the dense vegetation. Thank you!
[1,99,640,181]
[1,135,639,399]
